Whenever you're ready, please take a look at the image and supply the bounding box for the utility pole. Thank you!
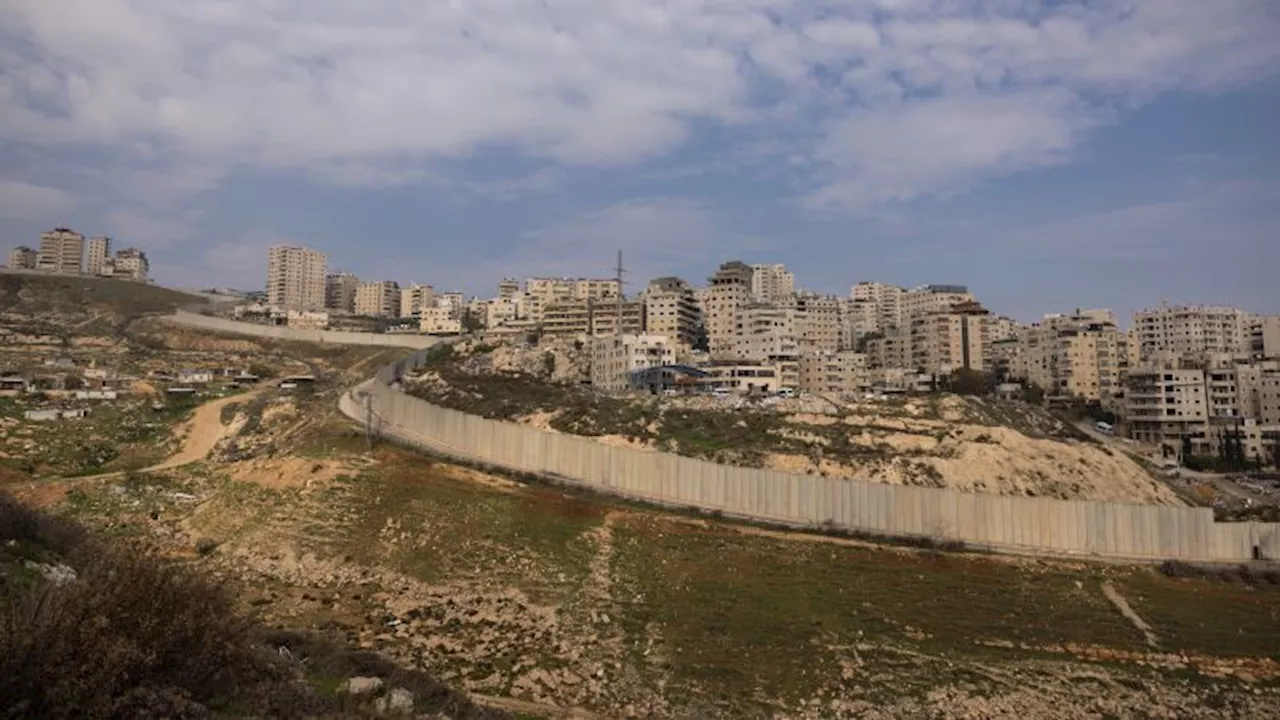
[614,249,626,336]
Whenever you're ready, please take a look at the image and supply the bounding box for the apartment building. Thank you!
[987,315,1022,343]
[325,273,359,313]
[1133,304,1252,360]
[850,281,904,332]
[7,246,37,269]
[590,334,675,391]
[1125,358,1210,453]
[498,278,520,300]
[111,248,149,282]
[354,280,401,318]
[1250,317,1280,359]
[86,236,111,276]
[267,245,327,310]
[798,350,870,395]
[36,228,85,274]
[524,277,620,322]
[475,296,521,329]
[420,306,462,335]
[750,263,795,303]
[900,284,974,322]
[865,327,911,370]
[1011,311,1126,403]
[542,298,644,338]
[733,303,801,389]
[704,261,754,359]
[399,284,436,319]
[794,293,842,355]
[642,276,701,348]
[700,363,781,394]
[908,301,990,375]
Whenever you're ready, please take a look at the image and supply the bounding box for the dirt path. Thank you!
[1101,581,1160,648]
[6,381,274,508]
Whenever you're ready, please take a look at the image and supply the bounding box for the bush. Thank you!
[0,543,261,719]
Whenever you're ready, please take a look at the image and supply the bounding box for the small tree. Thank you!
[949,368,995,396]
[1019,383,1045,406]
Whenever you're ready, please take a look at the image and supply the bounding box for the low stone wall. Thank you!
[342,348,1280,564]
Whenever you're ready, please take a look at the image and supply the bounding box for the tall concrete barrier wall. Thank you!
[346,348,1280,563]
[166,309,441,349]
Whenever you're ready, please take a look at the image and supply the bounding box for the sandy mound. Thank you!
[229,457,349,490]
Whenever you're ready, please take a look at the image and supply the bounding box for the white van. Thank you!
[711,387,730,397]
[777,387,795,398]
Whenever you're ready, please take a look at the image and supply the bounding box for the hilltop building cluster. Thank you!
[5,228,150,283]
[258,244,1279,465]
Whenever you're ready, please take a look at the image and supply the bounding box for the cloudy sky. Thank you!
[2,0,1277,322]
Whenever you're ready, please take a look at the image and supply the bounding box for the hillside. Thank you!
[0,272,204,336]
[406,343,1181,506]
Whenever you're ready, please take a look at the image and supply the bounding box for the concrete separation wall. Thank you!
[165,309,441,349]
[345,348,1280,563]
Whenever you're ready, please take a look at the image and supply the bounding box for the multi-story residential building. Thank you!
[850,281,904,332]
[1133,304,1252,360]
[865,327,911,370]
[36,228,85,274]
[794,293,842,355]
[398,284,436,319]
[476,296,520,329]
[7,246,37,269]
[325,272,359,313]
[642,276,701,348]
[1250,316,1280,359]
[750,263,794,303]
[86,236,111,276]
[1125,357,1211,453]
[590,334,675,391]
[420,306,462,335]
[267,245,327,310]
[908,300,990,375]
[542,298,644,338]
[354,280,401,318]
[700,363,782,395]
[1237,360,1280,426]
[437,292,466,320]
[900,284,974,323]
[498,278,520,300]
[987,315,1022,343]
[798,350,870,395]
[1011,310,1126,403]
[109,248,149,282]
[523,277,620,322]
[704,261,754,360]
[733,303,801,389]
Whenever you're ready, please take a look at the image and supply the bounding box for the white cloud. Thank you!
[0,180,74,220]
[1,0,1277,213]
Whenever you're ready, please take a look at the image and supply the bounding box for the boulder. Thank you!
[339,676,384,696]
[374,687,415,714]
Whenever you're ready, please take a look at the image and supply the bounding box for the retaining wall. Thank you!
[165,309,440,348]
[346,346,1280,563]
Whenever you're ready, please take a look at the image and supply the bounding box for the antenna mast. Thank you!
[614,249,626,336]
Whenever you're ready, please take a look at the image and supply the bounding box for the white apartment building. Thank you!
[523,277,620,322]
[590,334,675,391]
[704,261,754,360]
[1125,360,1210,452]
[1133,304,1252,360]
[399,284,436,319]
[794,293,842,355]
[267,245,327,310]
[798,350,870,395]
[908,302,990,375]
[436,292,466,320]
[7,246,37,269]
[751,263,795,303]
[86,236,111,276]
[420,306,461,335]
[865,327,911,370]
[542,299,644,338]
[354,280,401,318]
[733,303,801,389]
[850,281,904,331]
[1012,311,1126,403]
[36,228,85,274]
[1250,317,1280,359]
[112,248,149,282]
[643,276,701,348]
[900,284,974,322]
[325,273,359,313]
